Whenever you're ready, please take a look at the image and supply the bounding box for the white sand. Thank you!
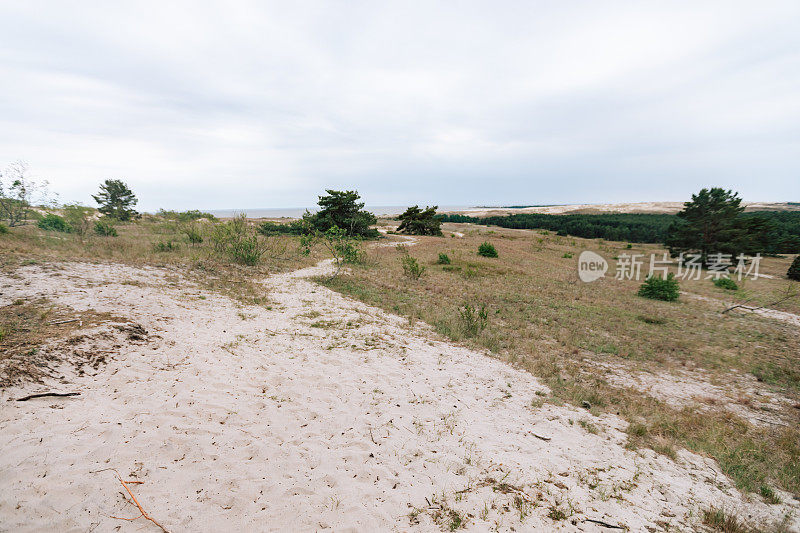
[1,260,797,532]
[447,201,800,217]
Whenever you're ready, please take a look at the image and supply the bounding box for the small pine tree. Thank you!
[788,256,800,281]
[638,273,680,301]
[397,205,443,236]
[478,242,498,258]
[92,179,139,221]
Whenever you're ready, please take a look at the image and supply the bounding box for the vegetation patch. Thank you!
[478,242,498,258]
[637,273,679,301]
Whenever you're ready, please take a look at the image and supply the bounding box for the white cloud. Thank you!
[1,0,798,210]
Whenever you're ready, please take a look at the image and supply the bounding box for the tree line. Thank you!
[441,191,800,256]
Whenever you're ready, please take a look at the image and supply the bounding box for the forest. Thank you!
[440,211,800,253]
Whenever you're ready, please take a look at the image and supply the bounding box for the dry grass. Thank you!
[321,222,800,495]
[0,217,322,306]
[0,298,117,387]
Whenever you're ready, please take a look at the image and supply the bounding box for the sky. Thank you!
[1,1,799,212]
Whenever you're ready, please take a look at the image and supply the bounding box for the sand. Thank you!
[446,201,800,218]
[1,258,798,532]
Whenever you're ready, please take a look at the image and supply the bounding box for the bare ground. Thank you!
[0,259,797,532]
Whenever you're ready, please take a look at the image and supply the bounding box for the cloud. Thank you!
[1,0,798,210]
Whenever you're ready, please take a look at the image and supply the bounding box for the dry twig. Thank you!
[110,471,169,533]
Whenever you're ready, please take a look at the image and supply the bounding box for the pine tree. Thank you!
[92,179,139,221]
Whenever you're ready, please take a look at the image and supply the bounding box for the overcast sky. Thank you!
[1,1,798,211]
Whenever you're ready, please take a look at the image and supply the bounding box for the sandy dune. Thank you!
[1,259,797,532]
[446,201,800,217]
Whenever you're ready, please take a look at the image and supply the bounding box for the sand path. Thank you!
[1,258,797,532]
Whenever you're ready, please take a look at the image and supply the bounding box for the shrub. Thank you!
[788,256,800,281]
[459,303,488,337]
[562,252,573,259]
[713,277,739,291]
[62,204,93,238]
[258,220,306,236]
[437,253,451,265]
[638,273,680,302]
[181,223,203,245]
[94,220,118,237]
[157,209,216,222]
[0,222,7,234]
[153,240,179,252]
[478,242,498,258]
[38,214,70,232]
[209,214,276,265]
[400,250,426,280]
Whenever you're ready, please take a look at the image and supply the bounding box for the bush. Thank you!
[788,256,800,281]
[38,214,70,232]
[638,273,680,302]
[62,204,93,237]
[153,240,180,252]
[459,303,488,337]
[209,214,270,265]
[437,253,451,265]
[400,250,426,279]
[478,242,498,258]
[0,222,7,234]
[157,209,216,222]
[181,223,203,245]
[258,220,306,236]
[713,277,739,291]
[94,220,118,237]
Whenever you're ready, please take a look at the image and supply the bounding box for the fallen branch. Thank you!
[585,518,625,529]
[722,289,797,315]
[46,318,81,325]
[110,471,169,533]
[530,432,552,441]
[16,391,80,402]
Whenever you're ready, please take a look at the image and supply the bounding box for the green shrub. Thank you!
[478,242,498,258]
[638,273,680,302]
[562,252,573,259]
[713,277,739,291]
[459,303,488,337]
[258,220,306,236]
[157,209,217,222]
[0,222,8,234]
[210,214,269,265]
[94,220,118,237]
[788,256,800,281]
[437,253,451,265]
[335,239,365,264]
[153,240,180,252]
[400,251,426,279]
[62,205,93,237]
[181,223,203,245]
[38,214,71,232]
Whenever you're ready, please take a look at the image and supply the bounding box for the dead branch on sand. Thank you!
[15,391,80,401]
[110,471,169,533]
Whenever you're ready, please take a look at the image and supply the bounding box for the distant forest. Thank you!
[440,211,800,253]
